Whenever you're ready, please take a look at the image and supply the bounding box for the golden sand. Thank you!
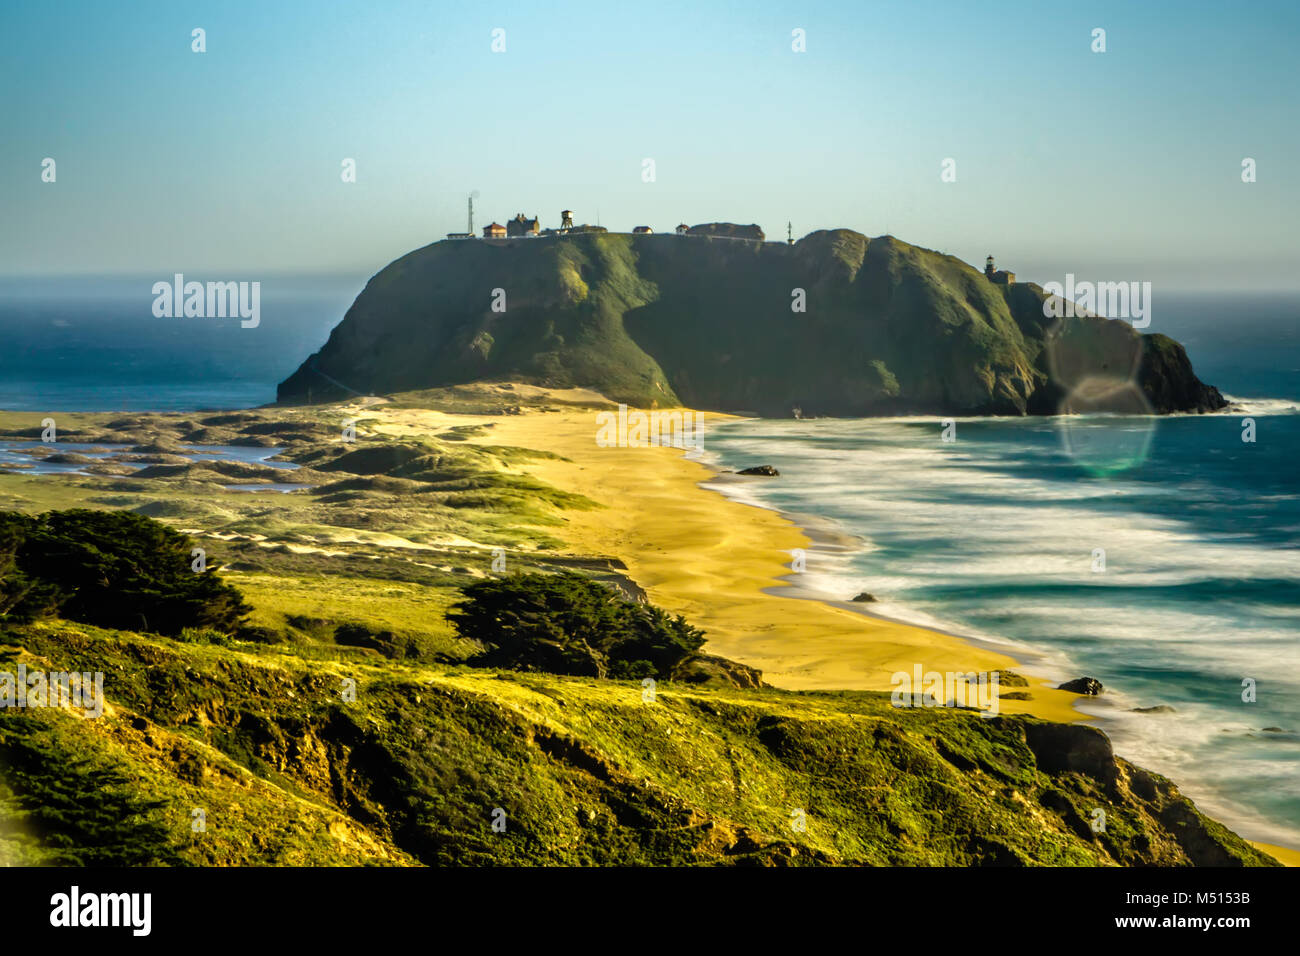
[1251,841,1300,867]
[374,401,1087,723]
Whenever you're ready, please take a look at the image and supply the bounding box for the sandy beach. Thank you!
[372,397,1085,723]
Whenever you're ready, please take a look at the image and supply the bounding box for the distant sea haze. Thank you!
[0,275,362,412]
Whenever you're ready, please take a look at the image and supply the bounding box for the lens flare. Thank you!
[1056,377,1156,476]
[1045,316,1143,391]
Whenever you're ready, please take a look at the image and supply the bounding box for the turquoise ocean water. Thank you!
[699,294,1300,847]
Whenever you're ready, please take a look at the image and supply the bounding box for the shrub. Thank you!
[0,715,182,865]
[448,571,704,679]
[0,509,250,636]
[177,627,233,646]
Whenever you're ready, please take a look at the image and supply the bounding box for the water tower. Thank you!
[560,210,574,230]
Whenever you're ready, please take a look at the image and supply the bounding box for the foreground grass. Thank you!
[0,620,1276,867]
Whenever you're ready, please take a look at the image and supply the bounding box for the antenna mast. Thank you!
[468,195,474,234]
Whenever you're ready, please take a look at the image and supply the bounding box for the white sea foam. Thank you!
[1220,395,1300,416]
[701,415,1300,848]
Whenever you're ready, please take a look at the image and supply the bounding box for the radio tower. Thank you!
[468,195,474,235]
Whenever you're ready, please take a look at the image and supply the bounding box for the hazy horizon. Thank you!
[5,264,1300,299]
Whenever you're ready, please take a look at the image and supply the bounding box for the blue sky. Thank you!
[2,0,1297,289]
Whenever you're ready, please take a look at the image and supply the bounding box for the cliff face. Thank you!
[278,230,1225,416]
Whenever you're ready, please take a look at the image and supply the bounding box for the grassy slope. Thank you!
[277,231,1222,416]
[278,236,678,407]
[1,620,1275,867]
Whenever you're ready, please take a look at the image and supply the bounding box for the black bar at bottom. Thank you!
[0,864,1291,942]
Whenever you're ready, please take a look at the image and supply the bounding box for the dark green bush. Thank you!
[0,715,182,865]
[0,509,250,636]
[449,571,704,679]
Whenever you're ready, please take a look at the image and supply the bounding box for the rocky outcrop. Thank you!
[1021,721,1118,784]
[276,230,1223,418]
[1058,677,1104,695]
[1137,334,1227,412]
[671,652,767,689]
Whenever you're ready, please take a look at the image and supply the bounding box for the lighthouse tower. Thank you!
[984,255,1015,285]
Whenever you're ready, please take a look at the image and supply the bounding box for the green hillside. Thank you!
[278,230,1225,416]
[1,618,1275,866]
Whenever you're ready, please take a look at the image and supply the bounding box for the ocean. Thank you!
[0,276,362,412]
[1,280,1297,847]
[700,292,1300,848]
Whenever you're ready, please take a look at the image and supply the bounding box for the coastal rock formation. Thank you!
[1021,721,1118,784]
[1058,677,1105,695]
[671,652,767,689]
[1137,335,1227,413]
[276,230,1225,417]
[737,465,780,476]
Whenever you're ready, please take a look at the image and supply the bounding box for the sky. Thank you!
[2,0,1297,290]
